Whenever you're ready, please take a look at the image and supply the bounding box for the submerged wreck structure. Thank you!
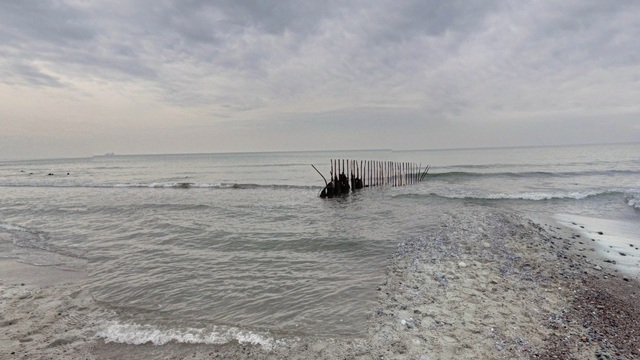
[312,159,430,198]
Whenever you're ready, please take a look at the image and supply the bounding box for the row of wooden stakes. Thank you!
[312,159,430,198]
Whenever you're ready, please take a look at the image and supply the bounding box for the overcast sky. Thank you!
[1,1,639,159]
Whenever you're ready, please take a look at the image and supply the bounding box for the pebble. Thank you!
[594,265,603,271]
[406,321,414,329]
[400,318,415,329]
[458,261,467,268]
[435,273,448,285]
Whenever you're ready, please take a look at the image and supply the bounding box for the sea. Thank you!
[1,143,639,345]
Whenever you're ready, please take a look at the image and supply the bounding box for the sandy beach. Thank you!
[1,210,639,359]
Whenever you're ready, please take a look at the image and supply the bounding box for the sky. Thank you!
[1,1,639,160]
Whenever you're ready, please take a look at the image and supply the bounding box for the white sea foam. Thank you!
[439,190,605,201]
[626,192,640,210]
[0,223,28,232]
[485,191,602,201]
[96,321,280,349]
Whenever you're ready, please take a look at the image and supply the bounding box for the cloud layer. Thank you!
[1,1,639,158]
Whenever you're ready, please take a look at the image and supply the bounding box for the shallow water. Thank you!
[1,144,638,343]
[555,213,640,278]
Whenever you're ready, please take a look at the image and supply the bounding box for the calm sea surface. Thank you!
[1,144,639,343]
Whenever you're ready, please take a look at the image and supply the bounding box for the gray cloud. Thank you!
[1,61,64,87]
[0,1,96,45]
[0,0,639,159]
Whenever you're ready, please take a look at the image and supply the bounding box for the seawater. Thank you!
[1,144,638,344]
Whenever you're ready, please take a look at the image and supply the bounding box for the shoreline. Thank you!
[0,258,88,287]
[554,213,640,280]
[1,209,639,359]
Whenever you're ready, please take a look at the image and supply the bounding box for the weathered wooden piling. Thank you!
[316,159,430,198]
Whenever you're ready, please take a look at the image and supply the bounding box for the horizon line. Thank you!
[1,141,638,163]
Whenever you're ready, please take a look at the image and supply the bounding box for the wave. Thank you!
[395,190,624,202]
[166,182,320,190]
[97,321,280,349]
[0,182,322,190]
[427,169,640,180]
[481,190,612,201]
[0,222,87,260]
[439,159,638,171]
[232,163,309,168]
[626,192,640,210]
[0,223,29,233]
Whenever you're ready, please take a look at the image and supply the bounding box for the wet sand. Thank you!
[0,259,88,288]
[1,210,639,359]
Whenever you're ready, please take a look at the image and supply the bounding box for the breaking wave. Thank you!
[481,190,609,201]
[0,182,321,190]
[97,321,283,349]
[396,190,624,202]
[427,169,640,180]
[0,223,29,233]
[626,192,640,210]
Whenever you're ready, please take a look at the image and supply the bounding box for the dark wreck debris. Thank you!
[314,159,430,198]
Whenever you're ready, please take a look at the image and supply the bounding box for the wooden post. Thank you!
[387,161,390,186]
[353,160,356,190]
[393,162,395,187]
[346,159,349,191]
[350,160,353,190]
[385,161,387,186]
[366,160,369,187]
[412,163,415,184]
[330,159,333,181]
